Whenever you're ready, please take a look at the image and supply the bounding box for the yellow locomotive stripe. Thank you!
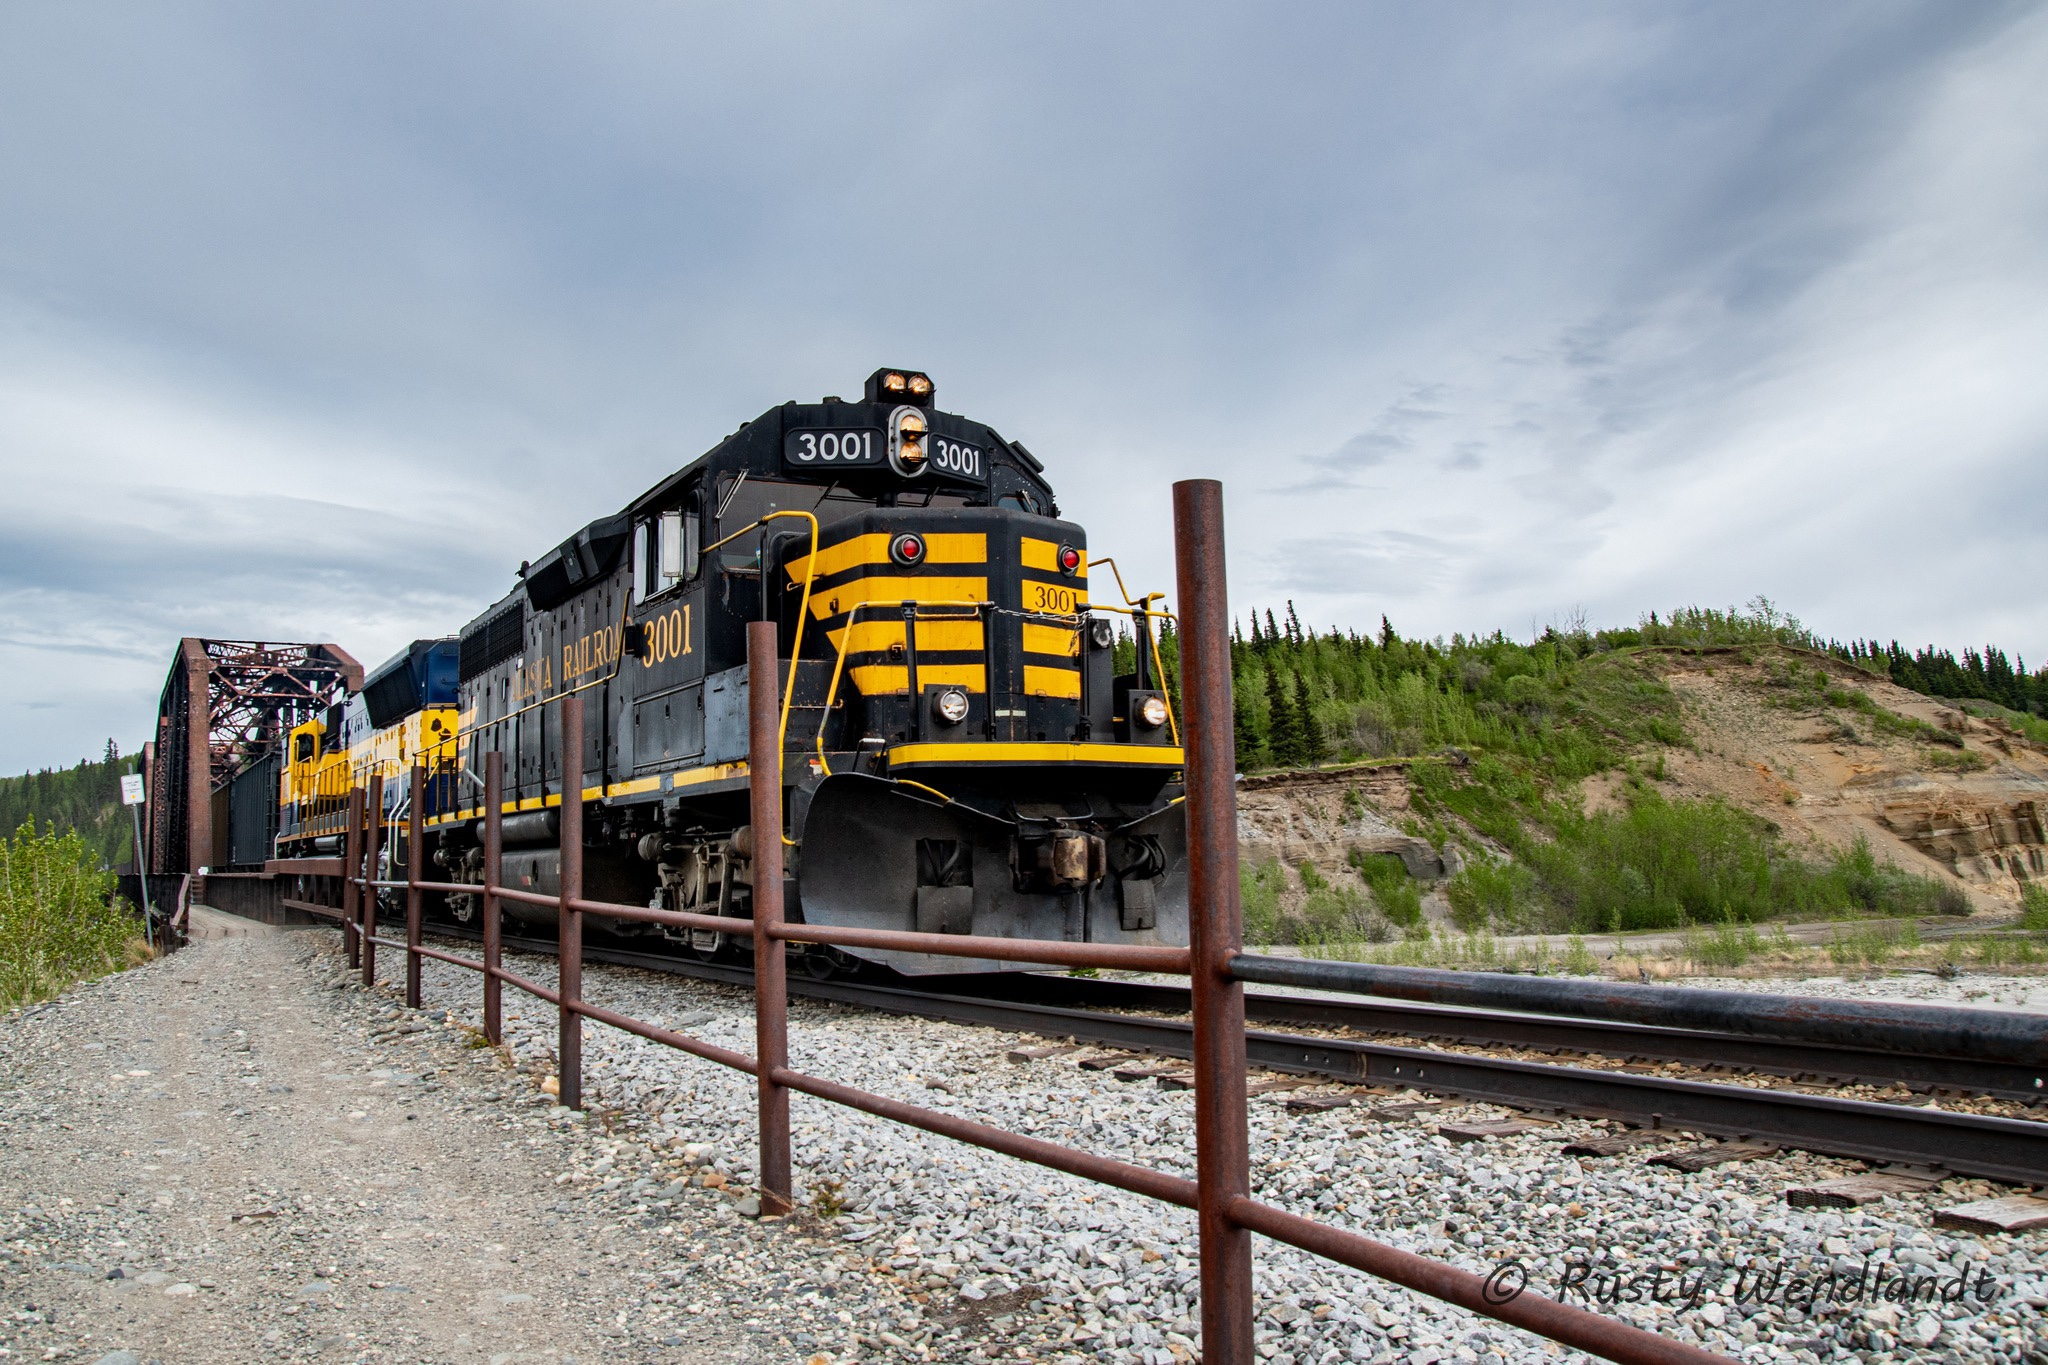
[1020,538,1087,575]
[1021,622,1079,657]
[850,663,987,695]
[810,575,990,620]
[1022,665,1081,699]
[786,532,986,583]
[423,767,740,827]
[889,741,1182,767]
[829,617,986,654]
[670,761,749,789]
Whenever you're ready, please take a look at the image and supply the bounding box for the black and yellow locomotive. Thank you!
[420,368,1188,973]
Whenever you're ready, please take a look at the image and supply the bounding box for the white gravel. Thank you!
[398,939,2048,1365]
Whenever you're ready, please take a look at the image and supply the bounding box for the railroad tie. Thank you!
[1561,1129,1671,1158]
[1650,1140,1779,1173]
[1438,1118,1554,1143]
[1784,1166,1947,1209]
[1933,1193,2048,1234]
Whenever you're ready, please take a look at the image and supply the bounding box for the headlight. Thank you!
[1088,618,1115,649]
[880,371,908,394]
[889,406,929,476]
[932,687,970,725]
[1138,695,1169,729]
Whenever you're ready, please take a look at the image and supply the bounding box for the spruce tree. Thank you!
[1285,600,1304,647]
[1265,666,1303,767]
[1233,675,1262,765]
[1293,671,1325,765]
[1264,609,1281,653]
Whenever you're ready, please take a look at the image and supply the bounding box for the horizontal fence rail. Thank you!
[324,486,1729,1365]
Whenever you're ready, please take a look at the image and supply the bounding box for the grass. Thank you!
[0,821,148,1009]
[1825,920,1921,967]
[1759,657,1966,747]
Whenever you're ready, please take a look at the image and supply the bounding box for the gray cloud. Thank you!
[0,1,2043,769]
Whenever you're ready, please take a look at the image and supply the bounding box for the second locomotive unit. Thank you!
[420,368,1188,973]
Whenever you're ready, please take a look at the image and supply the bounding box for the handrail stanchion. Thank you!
[558,694,584,1111]
[342,786,364,970]
[362,773,384,989]
[406,763,425,1009]
[748,620,794,1216]
[482,750,504,1046]
[1173,478,1255,1365]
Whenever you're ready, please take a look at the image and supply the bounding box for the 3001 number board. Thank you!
[783,428,988,482]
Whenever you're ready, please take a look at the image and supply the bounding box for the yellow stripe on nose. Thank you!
[786,532,988,582]
[809,576,991,620]
[830,618,987,654]
[849,664,988,695]
[1021,622,1080,658]
[1023,665,1081,699]
[1020,537,1086,575]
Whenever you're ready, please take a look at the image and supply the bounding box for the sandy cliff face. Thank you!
[1656,655,2047,909]
[1227,650,2046,914]
[1233,764,1453,881]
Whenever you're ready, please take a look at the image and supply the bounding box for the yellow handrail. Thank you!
[1078,557,1180,744]
[813,598,992,777]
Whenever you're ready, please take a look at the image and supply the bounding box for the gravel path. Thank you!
[6,927,2047,1365]
[0,931,778,1364]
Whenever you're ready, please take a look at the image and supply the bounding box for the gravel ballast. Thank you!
[4,927,2045,1364]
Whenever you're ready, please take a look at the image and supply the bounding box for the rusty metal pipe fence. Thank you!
[328,480,1725,1365]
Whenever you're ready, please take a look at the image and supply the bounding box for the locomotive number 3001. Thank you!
[786,429,983,479]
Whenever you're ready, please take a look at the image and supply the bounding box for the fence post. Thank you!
[748,620,794,1215]
[557,694,584,1111]
[482,750,504,1046]
[342,786,364,970]
[406,763,424,1009]
[1173,479,1255,1365]
[362,773,384,989]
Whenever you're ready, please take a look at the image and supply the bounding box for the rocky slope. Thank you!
[1236,647,2047,921]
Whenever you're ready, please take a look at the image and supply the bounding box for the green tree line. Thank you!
[0,741,142,871]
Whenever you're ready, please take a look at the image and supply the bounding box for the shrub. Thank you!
[2019,882,2048,933]
[1443,855,1539,932]
[1348,850,1423,928]
[0,821,144,1008]
[1240,857,1287,945]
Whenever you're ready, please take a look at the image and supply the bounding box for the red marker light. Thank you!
[891,533,926,565]
[1057,544,1081,576]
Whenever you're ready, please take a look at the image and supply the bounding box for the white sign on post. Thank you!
[120,773,146,806]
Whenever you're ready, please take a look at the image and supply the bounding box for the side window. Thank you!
[636,489,701,602]
[293,732,317,764]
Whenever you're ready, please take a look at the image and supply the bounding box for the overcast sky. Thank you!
[2,2,2044,773]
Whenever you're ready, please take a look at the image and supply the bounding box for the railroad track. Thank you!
[962,972,2048,1100]
[420,926,2048,1187]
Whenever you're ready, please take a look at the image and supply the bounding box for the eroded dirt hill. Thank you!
[1235,647,2047,916]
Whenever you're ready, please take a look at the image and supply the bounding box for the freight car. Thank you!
[294,369,1190,973]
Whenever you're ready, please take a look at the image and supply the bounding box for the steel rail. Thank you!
[949,973,2048,1101]
[1228,953,2048,1067]
[423,928,2048,1185]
